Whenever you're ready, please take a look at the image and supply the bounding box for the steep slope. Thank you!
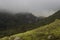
[49,10,60,19]
[0,12,40,37]
[0,10,60,38]
[37,10,60,26]
[1,19,60,40]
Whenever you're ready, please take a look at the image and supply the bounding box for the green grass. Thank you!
[0,19,60,40]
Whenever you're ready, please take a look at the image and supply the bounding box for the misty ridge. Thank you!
[0,9,60,37]
[0,0,60,40]
[0,9,46,37]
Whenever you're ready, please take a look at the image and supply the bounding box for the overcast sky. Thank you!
[0,0,60,17]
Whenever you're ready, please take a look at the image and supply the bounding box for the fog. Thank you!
[0,0,60,17]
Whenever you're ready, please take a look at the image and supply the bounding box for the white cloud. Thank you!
[0,0,60,16]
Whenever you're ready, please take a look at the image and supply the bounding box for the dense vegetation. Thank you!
[0,11,45,37]
[0,19,60,40]
[0,10,60,40]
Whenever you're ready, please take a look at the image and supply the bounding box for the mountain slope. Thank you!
[37,10,60,26]
[0,10,60,38]
[1,19,60,40]
[0,12,40,37]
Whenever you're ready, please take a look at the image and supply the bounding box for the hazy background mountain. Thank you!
[0,10,60,40]
[0,0,60,40]
[0,10,60,38]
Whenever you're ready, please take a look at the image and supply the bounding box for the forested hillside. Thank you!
[0,10,60,40]
[0,19,60,40]
[0,11,45,37]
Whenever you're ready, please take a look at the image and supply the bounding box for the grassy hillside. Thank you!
[0,12,41,37]
[0,19,60,40]
[0,10,60,38]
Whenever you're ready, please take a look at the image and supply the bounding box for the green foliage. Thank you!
[0,10,60,40]
[0,19,60,40]
[0,12,40,37]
